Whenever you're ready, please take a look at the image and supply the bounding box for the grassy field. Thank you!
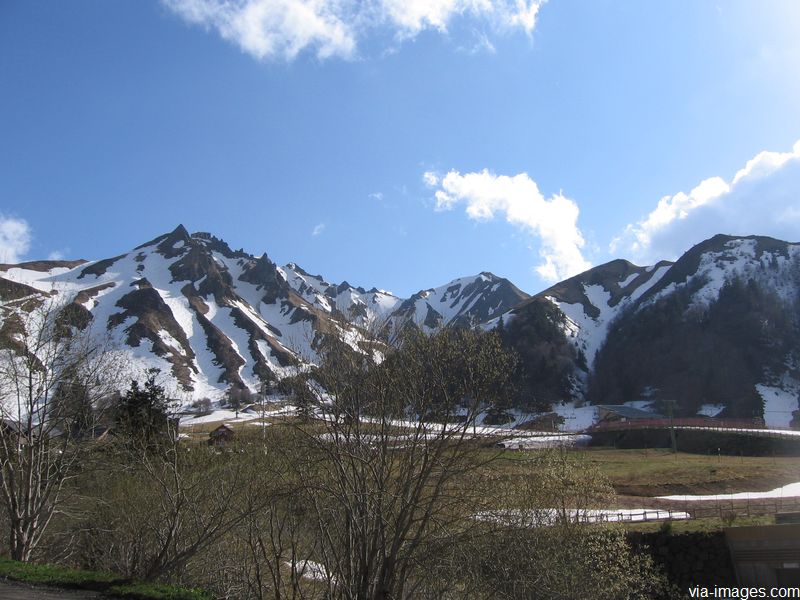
[488,446,800,497]
[0,557,212,599]
[623,514,775,534]
[183,413,798,498]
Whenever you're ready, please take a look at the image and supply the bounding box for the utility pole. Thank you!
[260,380,267,444]
[665,399,678,454]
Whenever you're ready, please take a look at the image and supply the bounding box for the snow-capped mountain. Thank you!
[388,272,529,333]
[2,227,797,422]
[278,264,529,335]
[500,235,800,426]
[533,258,674,370]
[0,226,370,399]
[278,262,403,331]
[0,226,528,401]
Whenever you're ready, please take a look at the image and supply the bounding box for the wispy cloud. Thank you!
[311,222,326,236]
[162,0,545,61]
[612,140,800,262]
[457,29,496,55]
[424,169,590,282]
[368,191,384,201]
[47,249,70,261]
[0,215,31,264]
[422,172,439,187]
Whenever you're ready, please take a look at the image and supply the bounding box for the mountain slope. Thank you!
[533,258,674,370]
[0,226,529,401]
[388,272,529,333]
[493,235,800,425]
[3,227,797,423]
[0,226,369,399]
[587,235,800,425]
[278,263,403,331]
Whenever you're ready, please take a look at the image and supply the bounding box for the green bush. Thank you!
[0,556,119,588]
[0,557,212,599]
[108,582,213,600]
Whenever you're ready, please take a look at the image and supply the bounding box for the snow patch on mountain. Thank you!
[540,261,672,371]
[697,403,725,418]
[757,379,799,428]
[647,238,800,310]
[279,263,403,330]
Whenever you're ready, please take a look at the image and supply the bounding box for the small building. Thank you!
[514,413,565,432]
[726,523,800,585]
[208,423,235,446]
[595,405,664,424]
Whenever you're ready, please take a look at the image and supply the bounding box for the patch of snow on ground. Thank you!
[553,402,598,431]
[659,480,800,501]
[496,435,591,449]
[180,410,262,426]
[618,273,638,288]
[285,560,335,583]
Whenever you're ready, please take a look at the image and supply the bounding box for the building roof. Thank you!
[596,405,664,419]
[210,423,235,435]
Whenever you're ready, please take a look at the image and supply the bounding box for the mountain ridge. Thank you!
[1,226,798,426]
[0,225,528,400]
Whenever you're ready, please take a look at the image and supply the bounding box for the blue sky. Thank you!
[1,0,799,296]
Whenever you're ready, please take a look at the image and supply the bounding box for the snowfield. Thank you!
[658,480,800,502]
[757,381,800,428]
[180,410,263,426]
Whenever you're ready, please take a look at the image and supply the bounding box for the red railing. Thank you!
[587,417,768,432]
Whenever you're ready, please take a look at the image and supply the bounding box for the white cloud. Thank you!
[457,29,496,55]
[47,249,70,261]
[0,216,31,264]
[368,191,384,201]
[311,222,326,236]
[163,0,545,61]
[613,140,800,263]
[423,171,440,187]
[163,0,356,60]
[425,169,591,282]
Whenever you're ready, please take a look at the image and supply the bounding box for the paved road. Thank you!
[0,580,103,599]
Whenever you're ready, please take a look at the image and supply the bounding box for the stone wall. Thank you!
[628,530,736,588]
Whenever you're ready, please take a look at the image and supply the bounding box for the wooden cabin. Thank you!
[208,423,235,446]
[595,404,664,424]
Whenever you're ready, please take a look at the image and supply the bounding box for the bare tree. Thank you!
[286,327,516,599]
[76,425,273,584]
[0,299,121,561]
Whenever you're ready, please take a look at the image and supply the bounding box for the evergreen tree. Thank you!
[116,369,171,446]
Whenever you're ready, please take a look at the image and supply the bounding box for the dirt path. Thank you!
[0,580,104,599]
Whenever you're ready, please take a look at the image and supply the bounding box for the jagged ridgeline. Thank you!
[1,227,798,424]
[0,225,529,400]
